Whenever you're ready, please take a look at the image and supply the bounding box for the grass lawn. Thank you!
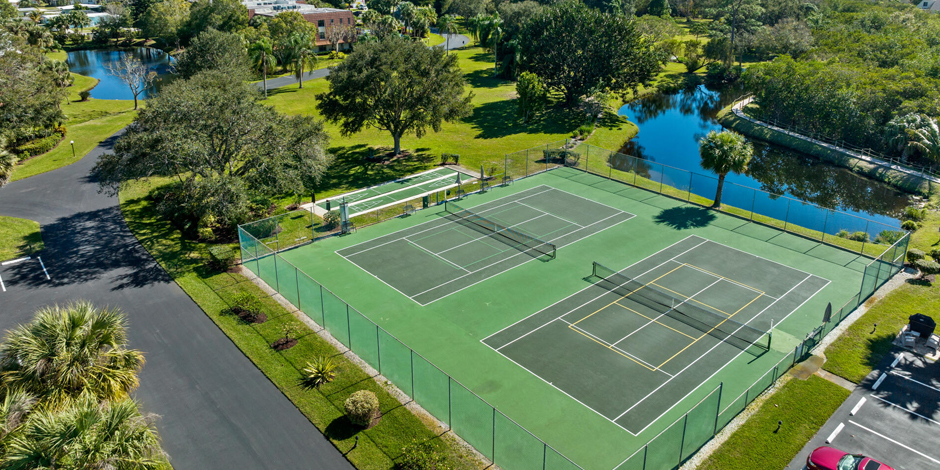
[119,176,481,470]
[426,33,445,47]
[0,216,44,262]
[697,376,850,470]
[265,46,639,200]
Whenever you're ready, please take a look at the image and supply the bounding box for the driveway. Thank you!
[0,134,354,470]
[786,350,940,470]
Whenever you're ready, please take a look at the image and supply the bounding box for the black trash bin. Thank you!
[909,313,936,338]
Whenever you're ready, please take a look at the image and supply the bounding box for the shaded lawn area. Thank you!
[823,212,940,384]
[12,73,137,182]
[697,376,850,470]
[119,177,480,470]
[264,46,638,200]
[0,216,44,262]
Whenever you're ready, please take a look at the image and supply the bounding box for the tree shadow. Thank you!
[2,205,171,290]
[463,66,504,89]
[324,415,359,441]
[653,206,716,230]
[467,101,583,140]
[313,145,436,196]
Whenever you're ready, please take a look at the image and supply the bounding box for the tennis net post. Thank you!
[444,200,557,259]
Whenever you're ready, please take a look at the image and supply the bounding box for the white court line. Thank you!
[698,238,818,279]
[338,186,555,258]
[848,420,940,465]
[678,263,775,299]
[826,422,845,443]
[491,237,709,352]
[37,257,49,280]
[320,167,454,204]
[482,235,703,343]
[513,201,585,228]
[559,318,670,376]
[1,256,30,266]
[405,240,470,273]
[429,213,552,256]
[345,173,461,213]
[609,278,724,349]
[618,273,821,433]
[870,395,940,426]
[409,210,633,303]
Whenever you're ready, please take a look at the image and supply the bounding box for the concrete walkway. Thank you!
[0,135,355,470]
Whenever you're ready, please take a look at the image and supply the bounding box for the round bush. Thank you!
[915,259,940,276]
[908,248,925,263]
[344,390,379,427]
[79,90,91,101]
[901,220,918,231]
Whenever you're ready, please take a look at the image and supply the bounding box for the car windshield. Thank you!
[838,454,865,470]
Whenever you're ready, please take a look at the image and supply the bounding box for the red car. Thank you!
[806,446,895,470]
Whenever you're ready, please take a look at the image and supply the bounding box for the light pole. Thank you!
[70,140,75,159]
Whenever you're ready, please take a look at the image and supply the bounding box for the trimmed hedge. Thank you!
[16,130,66,157]
[915,259,940,276]
[908,248,926,263]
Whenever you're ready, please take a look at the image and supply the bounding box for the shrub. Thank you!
[901,220,918,231]
[323,210,340,229]
[849,232,870,242]
[930,248,940,260]
[344,390,379,427]
[79,90,91,101]
[875,230,904,245]
[232,292,261,315]
[914,259,940,278]
[908,248,925,263]
[15,131,65,157]
[328,51,346,60]
[397,441,450,470]
[208,245,236,270]
[836,230,849,238]
[302,356,338,389]
[903,206,927,221]
[577,123,594,137]
[543,148,573,162]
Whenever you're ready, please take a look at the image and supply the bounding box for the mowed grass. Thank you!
[119,176,481,470]
[264,46,639,199]
[0,216,44,262]
[697,376,850,470]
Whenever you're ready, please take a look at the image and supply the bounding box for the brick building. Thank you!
[245,2,357,52]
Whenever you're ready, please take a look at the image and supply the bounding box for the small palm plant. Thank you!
[698,130,753,208]
[0,138,18,187]
[302,356,338,389]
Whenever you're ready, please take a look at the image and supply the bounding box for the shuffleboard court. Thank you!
[483,235,830,434]
[317,168,459,213]
[336,185,635,305]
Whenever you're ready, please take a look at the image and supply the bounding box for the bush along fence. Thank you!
[237,140,909,470]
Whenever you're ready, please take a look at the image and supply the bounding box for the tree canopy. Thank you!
[175,28,250,79]
[518,1,660,105]
[699,130,753,208]
[94,70,332,231]
[317,34,473,155]
[182,0,248,43]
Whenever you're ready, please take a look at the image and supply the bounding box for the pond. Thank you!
[67,47,175,101]
[616,85,908,229]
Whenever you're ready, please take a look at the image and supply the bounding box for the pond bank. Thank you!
[717,101,937,196]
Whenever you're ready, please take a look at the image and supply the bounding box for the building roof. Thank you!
[244,1,348,18]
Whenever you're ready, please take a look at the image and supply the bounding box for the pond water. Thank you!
[616,85,908,229]
[67,47,175,101]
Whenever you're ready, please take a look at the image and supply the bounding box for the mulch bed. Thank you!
[271,337,298,351]
[231,307,267,324]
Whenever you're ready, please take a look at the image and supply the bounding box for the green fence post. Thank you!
[310,207,315,241]
[320,284,326,327]
[492,408,497,464]
[687,173,693,201]
[296,268,301,310]
[525,150,530,176]
[713,382,723,434]
[749,191,756,221]
[679,414,688,463]
[273,252,280,292]
[448,378,452,428]
[821,210,830,242]
[253,239,259,274]
[410,350,415,398]
[542,445,547,470]
[783,199,792,232]
[376,326,382,373]
[346,305,352,350]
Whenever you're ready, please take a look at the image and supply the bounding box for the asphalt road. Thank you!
[0,134,355,470]
[786,349,940,470]
[256,31,471,90]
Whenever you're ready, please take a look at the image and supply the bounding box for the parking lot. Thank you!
[787,350,940,470]
[0,256,50,293]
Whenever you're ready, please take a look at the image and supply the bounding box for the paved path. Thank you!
[255,31,471,90]
[0,135,355,470]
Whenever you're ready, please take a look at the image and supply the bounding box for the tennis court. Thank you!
[483,235,829,434]
[336,185,635,305]
[316,168,461,216]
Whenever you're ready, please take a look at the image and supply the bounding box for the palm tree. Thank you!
[248,38,276,99]
[910,118,940,164]
[26,10,42,24]
[698,130,753,208]
[0,301,145,409]
[0,389,36,443]
[0,138,18,188]
[286,32,317,89]
[467,14,485,44]
[437,14,457,54]
[3,396,170,469]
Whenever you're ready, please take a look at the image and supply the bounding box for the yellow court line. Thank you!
[648,282,733,318]
[566,324,659,372]
[655,291,766,370]
[680,263,766,295]
[613,303,697,340]
[572,264,685,327]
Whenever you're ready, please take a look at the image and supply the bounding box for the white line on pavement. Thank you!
[848,420,940,464]
[1,256,30,266]
[850,397,866,416]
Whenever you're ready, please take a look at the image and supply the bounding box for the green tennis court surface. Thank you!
[337,186,634,305]
[483,235,828,434]
[317,168,460,215]
[273,167,871,470]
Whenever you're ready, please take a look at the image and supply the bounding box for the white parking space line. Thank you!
[889,370,940,393]
[1,256,30,266]
[0,273,5,292]
[872,373,887,390]
[850,397,866,416]
[37,256,50,280]
[870,395,940,426]
[826,422,845,444]
[848,420,940,465]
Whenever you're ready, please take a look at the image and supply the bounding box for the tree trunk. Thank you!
[133,94,138,110]
[299,65,304,89]
[712,173,725,208]
[262,52,268,99]
[393,134,402,156]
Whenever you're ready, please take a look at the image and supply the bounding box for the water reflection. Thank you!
[617,85,907,224]
[67,47,175,101]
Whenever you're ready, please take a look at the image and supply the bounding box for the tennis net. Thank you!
[444,200,557,259]
[592,261,770,354]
